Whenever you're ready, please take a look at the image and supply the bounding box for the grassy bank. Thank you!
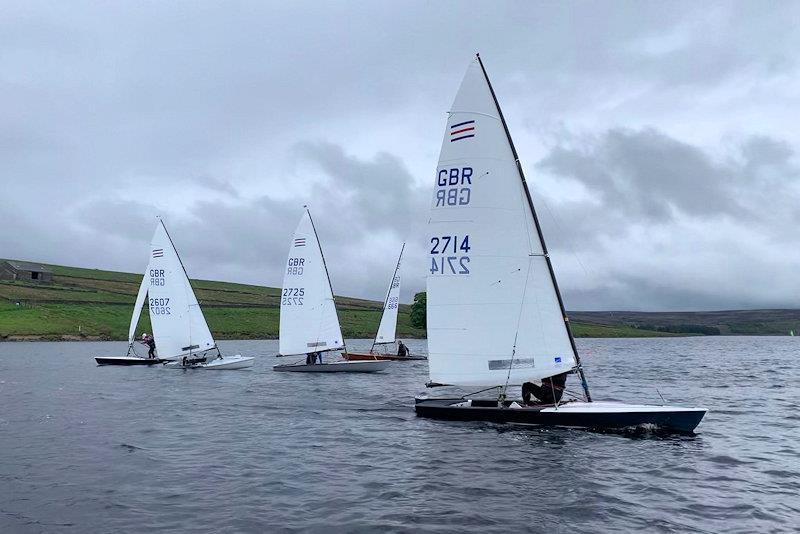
[0,261,428,341]
[5,259,793,341]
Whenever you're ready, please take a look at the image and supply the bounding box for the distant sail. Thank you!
[426,58,577,387]
[374,244,404,346]
[146,220,215,360]
[279,209,344,356]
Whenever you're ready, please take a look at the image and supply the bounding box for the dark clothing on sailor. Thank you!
[141,335,156,358]
[397,342,409,358]
[522,373,567,405]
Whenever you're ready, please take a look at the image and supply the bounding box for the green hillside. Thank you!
[1,259,716,341]
[0,260,426,341]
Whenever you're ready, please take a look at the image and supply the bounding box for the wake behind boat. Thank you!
[414,55,706,433]
[273,208,389,374]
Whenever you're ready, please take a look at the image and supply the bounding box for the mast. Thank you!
[475,54,592,402]
[158,217,215,356]
[371,242,405,352]
[305,206,347,355]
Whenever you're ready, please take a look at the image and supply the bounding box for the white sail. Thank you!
[279,210,344,356]
[127,269,150,345]
[146,220,215,360]
[374,244,404,345]
[426,57,577,387]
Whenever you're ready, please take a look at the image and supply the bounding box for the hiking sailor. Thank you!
[522,373,568,405]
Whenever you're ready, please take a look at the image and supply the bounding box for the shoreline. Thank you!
[2,333,789,342]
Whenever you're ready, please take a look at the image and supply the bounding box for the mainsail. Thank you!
[426,56,579,387]
[278,209,344,356]
[127,269,150,349]
[146,220,215,360]
[373,243,404,348]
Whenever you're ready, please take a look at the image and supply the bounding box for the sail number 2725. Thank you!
[282,287,304,306]
[430,235,470,275]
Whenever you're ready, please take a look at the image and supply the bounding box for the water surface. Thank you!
[1,337,797,532]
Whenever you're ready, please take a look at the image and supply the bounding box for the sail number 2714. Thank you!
[430,235,470,275]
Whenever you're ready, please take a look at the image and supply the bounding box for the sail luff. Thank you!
[372,243,405,351]
[127,269,150,349]
[474,54,591,401]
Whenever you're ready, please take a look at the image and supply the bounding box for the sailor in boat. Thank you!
[305,352,323,365]
[397,341,409,358]
[522,373,568,405]
[140,333,157,359]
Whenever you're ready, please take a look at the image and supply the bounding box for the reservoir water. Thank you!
[1,337,798,532]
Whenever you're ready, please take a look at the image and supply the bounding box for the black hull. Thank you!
[415,398,706,433]
[95,357,167,366]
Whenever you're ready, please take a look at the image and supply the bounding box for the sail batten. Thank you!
[425,56,577,388]
[279,210,344,356]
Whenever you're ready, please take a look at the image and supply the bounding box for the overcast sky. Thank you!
[2,1,799,311]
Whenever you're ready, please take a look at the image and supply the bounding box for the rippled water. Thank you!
[1,337,798,532]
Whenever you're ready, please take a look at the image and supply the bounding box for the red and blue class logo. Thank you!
[450,120,476,142]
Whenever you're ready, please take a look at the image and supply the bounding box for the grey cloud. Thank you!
[537,128,746,224]
[533,128,800,310]
[3,2,800,310]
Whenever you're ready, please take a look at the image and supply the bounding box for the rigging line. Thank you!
[533,184,590,279]
[461,385,502,399]
[513,157,537,259]
[550,378,559,411]
[306,206,348,355]
[502,256,534,399]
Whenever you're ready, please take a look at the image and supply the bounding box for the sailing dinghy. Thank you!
[343,244,426,362]
[273,209,389,373]
[98,220,253,370]
[95,270,165,366]
[95,226,169,366]
[414,55,706,433]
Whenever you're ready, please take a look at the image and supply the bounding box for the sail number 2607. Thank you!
[430,235,470,275]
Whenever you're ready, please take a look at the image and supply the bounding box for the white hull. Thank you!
[273,360,389,373]
[165,355,254,370]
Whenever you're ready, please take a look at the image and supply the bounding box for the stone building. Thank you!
[0,260,54,283]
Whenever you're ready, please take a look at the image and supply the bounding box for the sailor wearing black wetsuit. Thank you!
[522,373,567,405]
[397,341,409,358]
[141,333,156,358]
